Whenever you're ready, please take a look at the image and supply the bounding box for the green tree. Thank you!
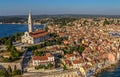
[60,61,67,71]
[33,50,44,56]
[0,68,10,77]
[48,63,53,69]
[7,65,12,74]
[103,19,110,26]
[45,41,51,46]
[43,65,48,69]
[78,45,85,55]
[44,26,48,31]
[5,38,12,46]
[3,57,10,62]
[36,44,41,49]
[14,65,17,71]
[35,65,44,70]
[11,46,17,52]
[13,32,24,41]
[12,70,21,76]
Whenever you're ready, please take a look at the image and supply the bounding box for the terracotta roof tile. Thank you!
[30,30,49,38]
[64,60,70,64]
[65,54,74,58]
[30,30,45,34]
[72,60,81,64]
[46,53,52,57]
[33,56,48,60]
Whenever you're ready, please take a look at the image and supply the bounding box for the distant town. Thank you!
[0,12,120,77]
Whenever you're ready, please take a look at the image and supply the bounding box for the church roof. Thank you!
[30,30,45,34]
[29,29,48,38]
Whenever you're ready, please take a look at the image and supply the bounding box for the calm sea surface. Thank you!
[0,24,44,37]
[96,64,120,77]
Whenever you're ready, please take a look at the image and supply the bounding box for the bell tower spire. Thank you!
[28,11,33,32]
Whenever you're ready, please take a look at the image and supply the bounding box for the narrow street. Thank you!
[22,49,32,72]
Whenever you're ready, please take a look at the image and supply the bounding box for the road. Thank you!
[22,49,32,72]
[23,69,79,77]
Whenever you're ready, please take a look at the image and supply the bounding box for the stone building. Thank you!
[32,53,55,66]
[21,11,49,44]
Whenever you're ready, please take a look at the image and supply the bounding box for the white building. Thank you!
[32,53,55,66]
[21,11,49,44]
[72,60,81,69]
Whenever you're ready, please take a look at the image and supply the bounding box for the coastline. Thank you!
[0,24,44,38]
[0,23,27,25]
[0,23,42,25]
[88,61,119,77]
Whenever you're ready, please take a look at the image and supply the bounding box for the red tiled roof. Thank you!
[64,60,70,64]
[46,53,52,57]
[32,56,48,60]
[30,30,48,38]
[69,64,73,66]
[65,54,74,58]
[30,30,45,34]
[72,60,81,64]
[50,47,56,50]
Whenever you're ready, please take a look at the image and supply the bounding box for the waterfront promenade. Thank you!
[23,69,79,77]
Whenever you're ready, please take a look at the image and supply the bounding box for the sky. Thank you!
[0,0,120,16]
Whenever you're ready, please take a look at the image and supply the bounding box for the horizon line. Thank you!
[1,13,120,17]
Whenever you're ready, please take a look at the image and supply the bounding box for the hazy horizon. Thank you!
[1,0,120,16]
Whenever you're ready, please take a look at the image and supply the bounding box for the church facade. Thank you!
[21,11,49,44]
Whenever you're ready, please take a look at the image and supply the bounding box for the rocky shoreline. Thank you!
[88,62,119,77]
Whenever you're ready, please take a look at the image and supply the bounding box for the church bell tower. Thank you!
[28,11,33,32]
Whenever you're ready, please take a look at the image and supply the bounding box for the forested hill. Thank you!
[0,14,120,24]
